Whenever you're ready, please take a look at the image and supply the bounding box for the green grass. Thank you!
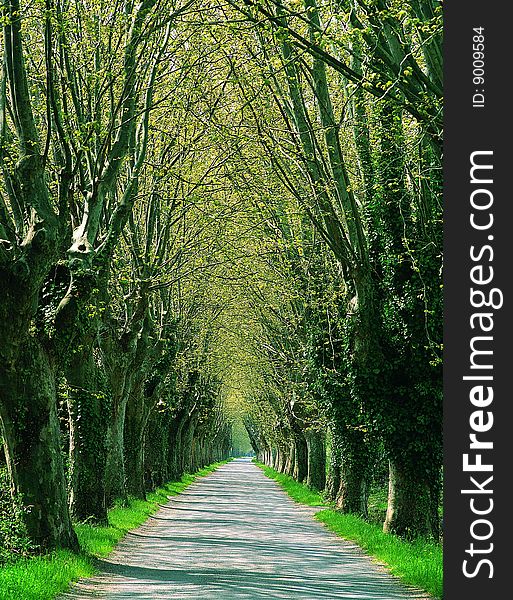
[316,511,442,599]
[0,461,228,600]
[256,462,325,506]
[367,486,389,524]
[257,462,442,599]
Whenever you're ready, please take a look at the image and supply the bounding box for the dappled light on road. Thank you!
[61,459,427,599]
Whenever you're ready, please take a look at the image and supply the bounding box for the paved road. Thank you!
[62,458,428,599]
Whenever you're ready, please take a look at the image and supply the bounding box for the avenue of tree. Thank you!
[0,0,442,557]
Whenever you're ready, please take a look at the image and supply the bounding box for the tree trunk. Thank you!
[156,415,170,486]
[144,411,169,489]
[168,412,187,479]
[124,389,149,499]
[336,430,370,517]
[203,439,209,466]
[180,417,197,474]
[0,339,78,550]
[101,325,145,505]
[326,465,341,502]
[285,439,295,476]
[278,447,287,472]
[190,437,199,472]
[305,430,326,491]
[325,427,342,502]
[337,464,368,516]
[293,433,308,483]
[104,402,127,505]
[383,460,438,539]
[66,351,107,523]
[273,448,281,470]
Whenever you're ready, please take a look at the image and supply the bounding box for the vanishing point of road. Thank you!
[61,458,429,599]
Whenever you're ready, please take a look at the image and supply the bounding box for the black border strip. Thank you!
[444,2,511,597]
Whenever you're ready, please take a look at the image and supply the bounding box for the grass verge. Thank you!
[316,510,442,599]
[257,463,325,506]
[0,461,228,600]
[256,462,442,599]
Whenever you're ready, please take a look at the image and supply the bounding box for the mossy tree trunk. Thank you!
[336,429,371,518]
[124,385,150,499]
[144,411,169,489]
[168,409,188,479]
[180,416,197,474]
[293,432,308,483]
[305,430,326,491]
[101,313,148,505]
[0,0,78,550]
[370,102,442,539]
[0,339,78,551]
[325,426,342,502]
[104,400,128,506]
[66,351,108,523]
[383,459,439,539]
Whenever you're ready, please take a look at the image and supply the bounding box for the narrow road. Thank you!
[62,458,427,599]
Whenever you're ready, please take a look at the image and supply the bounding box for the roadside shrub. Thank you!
[0,466,36,564]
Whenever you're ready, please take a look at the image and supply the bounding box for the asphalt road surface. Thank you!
[61,458,428,599]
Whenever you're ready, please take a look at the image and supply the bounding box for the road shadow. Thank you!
[60,459,431,599]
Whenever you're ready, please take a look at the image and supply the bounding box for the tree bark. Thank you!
[180,417,197,474]
[0,339,78,550]
[66,351,108,523]
[284,439,295,476]
[337,465,368,517]
[383,460,439,539]
[325,427,342,502]
[272,447,281,470]
[144,411,169,489]
[124,388,150,499]
[104,402,128,505]
[326,466,341,503]
[278,446,287,472]
[336,430,370,517]
[101,328,142,505]
[305,430,326,491]
[168,411,187,479]
[293,433,308,483]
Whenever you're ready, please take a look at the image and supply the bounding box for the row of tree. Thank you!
[0,0,443,556]
[0,0,234,552]
[213,0,442,540]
